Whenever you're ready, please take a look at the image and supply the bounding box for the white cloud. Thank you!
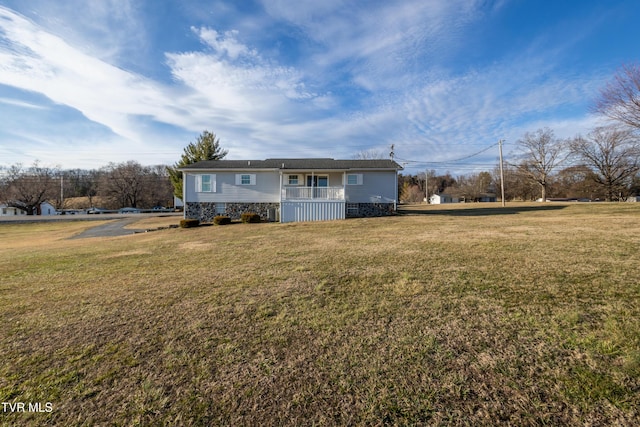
[0,97,47,110]
[194,27,256,60]
[0,1,621,172]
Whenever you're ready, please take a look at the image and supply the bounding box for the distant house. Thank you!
[38,201,57,215]
[0,204,27,216]
[627,196,640,203]
[179,158,402,223]
[477,193,497,203]
[429,194,459,204]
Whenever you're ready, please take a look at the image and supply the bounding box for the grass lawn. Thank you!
[1,203,639,425]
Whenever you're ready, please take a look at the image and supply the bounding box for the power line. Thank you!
[395,142,500,166]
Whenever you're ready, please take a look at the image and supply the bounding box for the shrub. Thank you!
[213,216,232,225]
[179,219,199,228]
[241,212,261,223]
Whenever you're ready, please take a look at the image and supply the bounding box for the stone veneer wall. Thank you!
[346,202,396,218]
[225,203,279,220]
[187,201,394,222]
[185,202,279,223]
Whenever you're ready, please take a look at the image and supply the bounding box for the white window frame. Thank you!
[196,174,216,192]
[346,203,359,215]
[236,174,256,185]
[346,174,363,185]
[287,174,300,185]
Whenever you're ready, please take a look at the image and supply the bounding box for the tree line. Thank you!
[0,161,174,214]
[0,131,228,215]
[401,63,640,203]
[2,64,639,212]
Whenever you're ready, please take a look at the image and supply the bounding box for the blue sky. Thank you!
[0,0,638,174]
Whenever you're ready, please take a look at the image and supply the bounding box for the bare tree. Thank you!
[1,162,59,214]
[99,161,148,208]
[569,126,640,201]
[353,149,387,160]
[514,128,568,201]
[399,182,423,203]
[594,63,640,130]
[454,172,494,202]
[555,165,602,200]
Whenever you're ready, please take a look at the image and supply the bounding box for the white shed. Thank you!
[429,194,459,204]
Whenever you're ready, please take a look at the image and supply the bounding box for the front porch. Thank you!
[281,186,345,200]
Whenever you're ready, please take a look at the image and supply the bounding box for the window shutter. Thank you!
[196,174,215,192]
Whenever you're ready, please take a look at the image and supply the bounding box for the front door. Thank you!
[307,175,328,187]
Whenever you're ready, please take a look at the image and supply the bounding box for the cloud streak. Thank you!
[0,1,631,173]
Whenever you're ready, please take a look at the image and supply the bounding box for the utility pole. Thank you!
[389,144,395,161]
[425,170,428,204]
[60,175,64,210]
[498,139,505,207]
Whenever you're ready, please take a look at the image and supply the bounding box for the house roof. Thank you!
[179,158,403,171]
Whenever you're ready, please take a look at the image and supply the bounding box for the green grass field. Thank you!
[1,203,639,425]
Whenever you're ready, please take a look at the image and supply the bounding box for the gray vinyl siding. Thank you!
[185,171,280,203]
[345,170,397,203]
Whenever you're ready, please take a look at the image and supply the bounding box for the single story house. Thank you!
[0,204,27,216]
[38,201,57,215]
[179,158,402,223]
[429,194,459,204]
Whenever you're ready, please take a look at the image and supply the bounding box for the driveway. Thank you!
[69,217,146,239]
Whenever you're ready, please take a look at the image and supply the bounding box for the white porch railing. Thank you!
[282,186,345,200]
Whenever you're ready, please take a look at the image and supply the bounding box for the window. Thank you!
[347,203,359,215]
[307,175,328,187]
[196,174,215,192]
[288,174,299,185]
[215,203,226,215]
[347,174,363,185]
[236,174,256,185]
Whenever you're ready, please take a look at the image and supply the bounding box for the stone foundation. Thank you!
[225,203,279,220]
[346,202,395,218]
[185,202,279,223]
[187,201,395,222]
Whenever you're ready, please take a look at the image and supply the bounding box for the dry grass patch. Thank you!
[1,203,639,425]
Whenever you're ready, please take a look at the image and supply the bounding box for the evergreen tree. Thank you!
[167,131,228,200]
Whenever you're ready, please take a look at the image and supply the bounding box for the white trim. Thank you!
[236,173,256,185]
[286,174,301,185]
[196,174,216,192]
[182,171,186,219]
[346,173,363,185]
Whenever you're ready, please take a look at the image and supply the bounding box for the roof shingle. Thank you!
[179,158,402,170]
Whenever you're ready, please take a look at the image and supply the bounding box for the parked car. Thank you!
[87,207,106,214]
[119,207,141,214]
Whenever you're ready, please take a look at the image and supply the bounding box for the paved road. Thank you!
[0,212,181,239]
